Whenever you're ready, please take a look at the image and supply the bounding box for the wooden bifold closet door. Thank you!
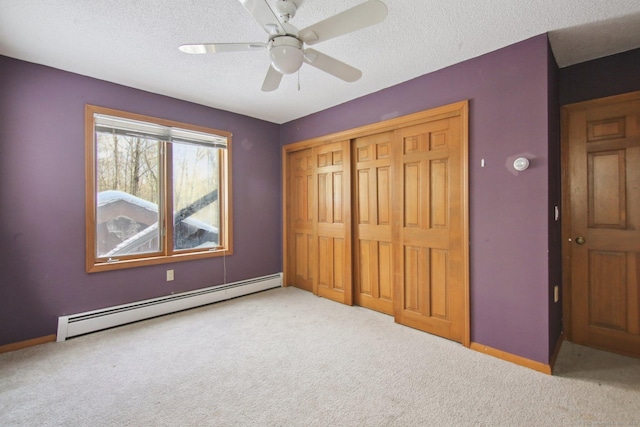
[391,116,467,344]
[286,141,352,305]
[284,101,468,345]
[287,148,314,293]
[354,132,395,315]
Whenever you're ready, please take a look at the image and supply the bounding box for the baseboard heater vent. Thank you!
[57,273,282,342]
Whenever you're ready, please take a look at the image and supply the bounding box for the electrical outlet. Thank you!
[554,285,559,303]
[167,269,174,281]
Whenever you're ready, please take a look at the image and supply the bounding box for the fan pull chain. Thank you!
[297,70,301,91]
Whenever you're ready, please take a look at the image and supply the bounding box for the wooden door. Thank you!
[285,142,352,303]
[393,114,468,344]
[287,148,314,292]
[564,92,640,358]
[314,141,352,304]
[353,132,394,315]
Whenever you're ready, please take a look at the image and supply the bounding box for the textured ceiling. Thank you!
[1,0,639,124]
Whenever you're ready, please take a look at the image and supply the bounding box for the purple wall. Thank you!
[560,47,640,105]
[281,35,556,363]
[0,56,282,346]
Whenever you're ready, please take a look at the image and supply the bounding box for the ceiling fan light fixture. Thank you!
[269,36,304,74]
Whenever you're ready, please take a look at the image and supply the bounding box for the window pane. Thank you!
[95,132,161,257]
[172,142,220,251]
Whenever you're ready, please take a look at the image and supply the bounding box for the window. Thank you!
[85,105,232,272]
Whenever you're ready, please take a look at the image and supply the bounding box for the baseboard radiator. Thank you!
[56,273,282,342]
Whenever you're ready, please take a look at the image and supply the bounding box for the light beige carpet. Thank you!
[1,286,639,426]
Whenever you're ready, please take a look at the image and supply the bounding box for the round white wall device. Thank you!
[513,157,530,171]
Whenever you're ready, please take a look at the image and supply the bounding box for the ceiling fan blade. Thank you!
[303,49,362,82]
[299,0,388,45]
[179,43,266,54]
[262,65,283,92]
[238,0,286,36]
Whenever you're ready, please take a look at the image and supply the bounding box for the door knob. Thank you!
[575,236,585,245]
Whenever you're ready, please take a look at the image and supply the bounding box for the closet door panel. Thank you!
[314,141,352,304]
[393,114,467,344]
[287,149,314,292]
[353,132,394,314]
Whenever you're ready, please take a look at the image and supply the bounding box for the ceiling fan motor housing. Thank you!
[275,0,297,22]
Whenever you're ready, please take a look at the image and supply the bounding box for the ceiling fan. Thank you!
[179,0,388,91]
